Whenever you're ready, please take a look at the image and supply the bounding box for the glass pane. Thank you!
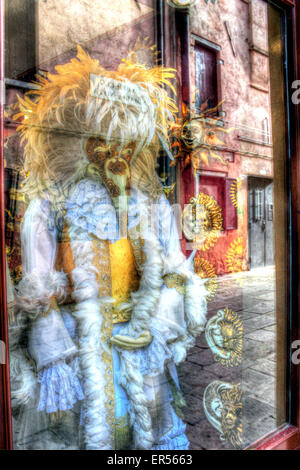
[3,0,289,450]
[178,0,288,450]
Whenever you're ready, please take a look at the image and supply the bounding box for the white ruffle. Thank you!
[65,179,166,244]
[15,270,70,318]
[37,359,84,413]
[65,179,118,242]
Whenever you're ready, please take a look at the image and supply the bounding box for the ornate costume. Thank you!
[10,46,207,450]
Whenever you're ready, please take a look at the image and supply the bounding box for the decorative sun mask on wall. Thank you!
[182,192,223,251]
[203,381,243,449]
[170,102,234,171]
[205,307,243,367]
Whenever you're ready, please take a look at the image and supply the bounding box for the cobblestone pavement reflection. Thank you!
[178,266,277,450]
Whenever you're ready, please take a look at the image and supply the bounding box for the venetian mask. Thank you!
[85,136,136,215]
[181,119,205,150]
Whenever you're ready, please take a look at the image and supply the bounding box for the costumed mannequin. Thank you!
[10,46,207,450]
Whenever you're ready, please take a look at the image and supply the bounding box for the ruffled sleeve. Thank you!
[13,196,79,409]
[17,197,70,317]
[37,359,84,413]
[36,309,84,414]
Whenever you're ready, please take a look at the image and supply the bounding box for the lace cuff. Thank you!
[37,360,84,413]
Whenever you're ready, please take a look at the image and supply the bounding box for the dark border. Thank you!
[0,0,13,450]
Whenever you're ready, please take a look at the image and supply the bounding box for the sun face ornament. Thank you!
[183,192,223,251]
[169,102,235,171]
[205,307,243,367]
[203,380,243,449]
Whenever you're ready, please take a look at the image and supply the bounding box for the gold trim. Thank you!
[163,272,186,295]
[91,238,115,448]
[112,307,132,324]
[55,219,75,298]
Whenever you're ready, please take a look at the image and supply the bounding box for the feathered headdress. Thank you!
[15,45,177,200]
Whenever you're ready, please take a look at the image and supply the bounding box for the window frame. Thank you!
[191,36,221,115]
[247,0,300,450]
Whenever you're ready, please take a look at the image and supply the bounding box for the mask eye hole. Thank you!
[121,143,135,161]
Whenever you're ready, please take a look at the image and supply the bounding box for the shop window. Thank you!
[0,0,299,453]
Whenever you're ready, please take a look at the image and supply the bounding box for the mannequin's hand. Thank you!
[110,330,153,350]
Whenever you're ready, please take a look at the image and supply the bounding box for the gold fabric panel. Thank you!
[91,237,139,447]
[91,238,115,447]
[109,238,140,322]
[92,238,112,297]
